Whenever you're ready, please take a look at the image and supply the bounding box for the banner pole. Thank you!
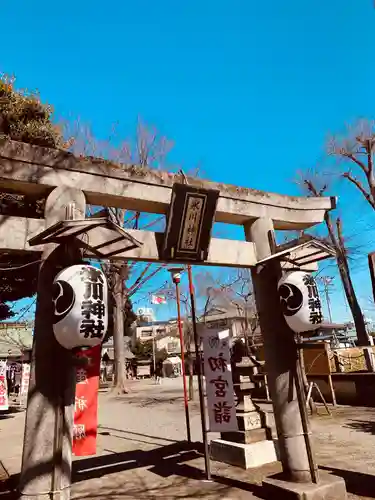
[187,265,211,481]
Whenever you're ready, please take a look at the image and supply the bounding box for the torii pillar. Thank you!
[19,187,86,500]
[246,218,347,499]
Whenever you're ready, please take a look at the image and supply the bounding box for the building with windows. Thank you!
[134,303,259,355]
[199,306,258,339]
[136,322,169,342]
[135,320,181,355]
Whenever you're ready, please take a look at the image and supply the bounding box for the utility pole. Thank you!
[318,276,334,323]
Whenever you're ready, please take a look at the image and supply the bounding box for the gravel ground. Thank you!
[2,377,375,499]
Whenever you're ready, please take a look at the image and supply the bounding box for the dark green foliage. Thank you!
[0,75,65,149]
[0,74,68,320]
[124,294,137,334]
[132,339,153,358]
[131,339,168,363]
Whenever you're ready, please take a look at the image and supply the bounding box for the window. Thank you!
[140,330,153,338]
[167,341,179,352]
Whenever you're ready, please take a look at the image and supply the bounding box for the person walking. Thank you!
[155,363,162,385]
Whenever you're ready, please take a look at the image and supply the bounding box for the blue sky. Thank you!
[2,1,375,324]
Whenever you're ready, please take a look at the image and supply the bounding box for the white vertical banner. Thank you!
[20,363,30,406]
[0,361,9,411]
[202,329,238,432]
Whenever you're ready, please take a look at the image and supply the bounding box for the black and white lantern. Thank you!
[278,271,323,333]
[52,264,108,349]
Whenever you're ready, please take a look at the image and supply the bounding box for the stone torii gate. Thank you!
[0,140,345,499]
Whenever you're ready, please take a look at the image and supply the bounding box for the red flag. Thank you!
[72,345,101,456]
[151,294,167,305]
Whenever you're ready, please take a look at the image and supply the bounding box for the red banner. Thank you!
[0,361,9,411]
[72,345,101,456]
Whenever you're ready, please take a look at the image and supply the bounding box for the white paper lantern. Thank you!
[277,271,323,333]
[52,264,108,349]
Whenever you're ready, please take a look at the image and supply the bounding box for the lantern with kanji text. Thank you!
[52,264,108,349]
[277,271,323,333]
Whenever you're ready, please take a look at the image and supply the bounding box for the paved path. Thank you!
[1,378,375,498]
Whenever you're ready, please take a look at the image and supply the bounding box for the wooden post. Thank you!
[363,347,375,373]
[19,187,86,500]
[264,374,270,401]
[333,351,344,373]
[328,375,337,407]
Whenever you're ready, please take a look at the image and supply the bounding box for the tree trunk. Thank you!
[243,301,251,356]
[336,219,369,346]
[338,259,369,345]
[324,213,370,346]
[113,270,128,393]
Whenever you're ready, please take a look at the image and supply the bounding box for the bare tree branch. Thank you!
[65,118,175,392]
[342,172,375,208]
[127,263,153,295]
[299,170,370,346]
[129,266,166,298]
[328,120,375,210]
[341,152,368,174]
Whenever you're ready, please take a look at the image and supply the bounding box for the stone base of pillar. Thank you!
[221,426,271,444]
[262,472,347,500]
[210,437,279,469]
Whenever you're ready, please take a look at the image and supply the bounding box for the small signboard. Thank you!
[72,345,101,456]
[0,361,9,411]
[163,183,219,262]
[202,329,237,432]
